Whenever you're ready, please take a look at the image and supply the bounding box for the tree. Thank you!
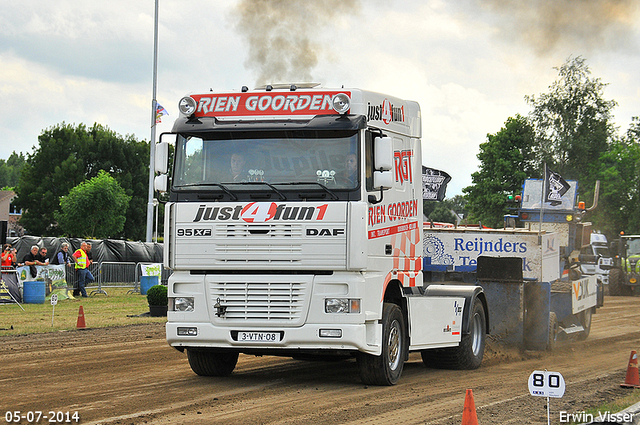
[14,123,149,239]
[55,171,131,238]
[0,151,26,188]
[423,195,467,225]
[589,117,640,237]
[525,56,616,188]
[463,115,536,228]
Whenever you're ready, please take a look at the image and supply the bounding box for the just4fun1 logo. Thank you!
[193,203,329,223]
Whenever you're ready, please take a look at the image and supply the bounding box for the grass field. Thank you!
[0,287,166,336]
[568,389,640,424]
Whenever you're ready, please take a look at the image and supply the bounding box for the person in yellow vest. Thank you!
[72,242,95,298]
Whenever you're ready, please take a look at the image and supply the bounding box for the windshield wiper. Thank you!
[275,182,339,201]
[231,181,287,200]
[177,183,238,201]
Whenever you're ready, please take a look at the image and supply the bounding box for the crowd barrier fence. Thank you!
[43,262,171,297]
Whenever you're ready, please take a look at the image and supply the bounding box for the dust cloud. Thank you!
[233,0,360,86]
[468,0,640,54]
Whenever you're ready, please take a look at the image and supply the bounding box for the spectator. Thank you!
[23,245,48,266]
[72,242,94,298]
[52,242,74,267]
[23,245,46,278]
[37,247,50,265]
[85,242,94,266]
[1,243,17,269]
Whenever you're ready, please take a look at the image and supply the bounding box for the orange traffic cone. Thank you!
[76,305,86,329]
[621,350,640,388]
[462,389,479,425]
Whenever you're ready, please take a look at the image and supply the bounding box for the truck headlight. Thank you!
[173,297,194,312]
[331,93,350,114]
[178,96,197,116]
[325,298,360,314]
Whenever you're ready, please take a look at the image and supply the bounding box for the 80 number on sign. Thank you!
[528,370,565,398]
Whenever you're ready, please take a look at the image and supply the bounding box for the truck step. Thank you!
[559,324,585,335]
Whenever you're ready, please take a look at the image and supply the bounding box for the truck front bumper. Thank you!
[166,321,381,355]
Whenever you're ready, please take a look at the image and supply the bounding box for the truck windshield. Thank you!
[626,238,640,256]
[173,130,359,191]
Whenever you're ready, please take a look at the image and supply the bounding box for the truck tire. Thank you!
[609,268,624,296]
[577,307,593,341]
[187,349,239,377]
[357,302,406,386]
[548,312,558,350]
[421,300,486,370]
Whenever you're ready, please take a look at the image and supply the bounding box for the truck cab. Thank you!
[579,232,612,286]
[156,84,488,385]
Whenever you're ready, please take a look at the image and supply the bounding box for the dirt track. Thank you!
[1,296,639,425]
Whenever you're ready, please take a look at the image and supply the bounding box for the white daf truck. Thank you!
[156,84,488,385]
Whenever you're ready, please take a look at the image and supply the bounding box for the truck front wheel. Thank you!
[187,349,239,376]
[357,302,406,386]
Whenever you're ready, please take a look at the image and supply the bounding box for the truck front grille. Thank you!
[210,279,308,324]
[214,223,304,263]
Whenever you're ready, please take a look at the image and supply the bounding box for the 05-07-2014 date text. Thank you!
[5,411,80,423]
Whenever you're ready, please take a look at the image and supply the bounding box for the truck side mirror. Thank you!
[374,136,393,171]
[368,135,394,204]
[155,142,169,174]
[373,170,393,190]
[154,174,168,193]
[156,133,176,174]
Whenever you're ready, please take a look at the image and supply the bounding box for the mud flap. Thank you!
[523,281,550,350]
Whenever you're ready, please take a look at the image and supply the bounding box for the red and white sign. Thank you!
[190,91,350,118]
[368,221,419,239]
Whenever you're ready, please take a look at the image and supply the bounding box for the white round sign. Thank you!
[528,370,565,398]
[50,294,58,306]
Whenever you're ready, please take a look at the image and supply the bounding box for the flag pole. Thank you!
[146,0,159,242]
[539,162,546,234]
[539,162,546,285]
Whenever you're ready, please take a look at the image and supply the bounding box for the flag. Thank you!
[544,167,570,206]
[155,103,168,123]
[422,166,451,201]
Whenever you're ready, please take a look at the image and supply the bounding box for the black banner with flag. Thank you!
[544,167,571,206]
[422,166,451,201]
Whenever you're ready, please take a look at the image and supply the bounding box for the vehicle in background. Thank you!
[608,233,640,296]
[579,231,612,288]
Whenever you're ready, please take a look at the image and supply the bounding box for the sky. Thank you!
[0,0,639,197]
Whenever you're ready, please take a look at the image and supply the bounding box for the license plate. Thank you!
[238,331,281,342]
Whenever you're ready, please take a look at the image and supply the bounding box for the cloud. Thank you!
[0,2,152,83]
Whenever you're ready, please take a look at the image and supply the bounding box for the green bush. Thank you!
[146,284,168,306]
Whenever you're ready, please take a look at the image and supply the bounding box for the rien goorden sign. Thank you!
[190,91,350,117]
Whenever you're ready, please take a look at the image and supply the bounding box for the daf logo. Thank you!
[306,228,345,237]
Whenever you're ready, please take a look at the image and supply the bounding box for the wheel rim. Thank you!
[387,319,401,370]
[471,312,483,356]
